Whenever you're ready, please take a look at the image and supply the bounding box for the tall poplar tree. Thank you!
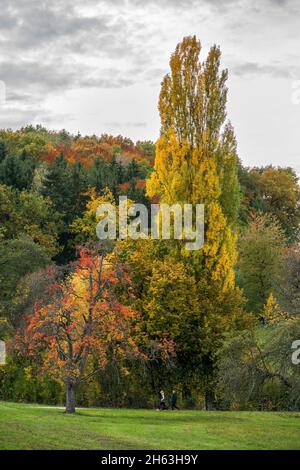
[145,36,244,404]
[147,36,240,290]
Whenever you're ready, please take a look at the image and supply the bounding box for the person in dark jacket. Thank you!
[171,390,179,410]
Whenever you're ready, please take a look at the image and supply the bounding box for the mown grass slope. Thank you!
[0,402,299,450]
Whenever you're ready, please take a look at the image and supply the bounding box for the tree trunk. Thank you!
[205,390,214,411]
[66,382,76,414]
[182,384,191,401]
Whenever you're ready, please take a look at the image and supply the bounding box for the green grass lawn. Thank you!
[0,401,299,450]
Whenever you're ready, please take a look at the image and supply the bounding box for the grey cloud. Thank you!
[231,62,297,79]
[143,68,167,80]
[270,0,289,4]
[0,1,140,56]
[0,106,42,129]
[0,0,299,133]
[81,77,135,88]
[0,60,139,106]
[2,0,293,102]
[6,91,40,105]
[102,121,147,130]
[0,60,76,91]
[0,0,153,100]
[0,102,73,130]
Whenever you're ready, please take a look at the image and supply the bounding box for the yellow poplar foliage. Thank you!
[71,187,115,241]
[147,36,239,291]
[262,293,290,325]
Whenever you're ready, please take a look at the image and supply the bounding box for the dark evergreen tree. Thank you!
[68,161,88,218]
[0,151,35,191]
[0,140,7,163]
[42,154,72,219]
[109,156,122,197]
[88,156,108,192]
[41,154,74,263]
[126,159,140,180]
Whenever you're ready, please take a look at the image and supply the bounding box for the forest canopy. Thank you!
[0,37,300,413]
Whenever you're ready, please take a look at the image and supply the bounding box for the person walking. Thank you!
[171,390,179,410]
[159,389,167,410]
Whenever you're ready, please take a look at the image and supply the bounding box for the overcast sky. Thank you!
[0,0,299,170]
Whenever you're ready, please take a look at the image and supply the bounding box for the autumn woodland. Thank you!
[0,36,300,416]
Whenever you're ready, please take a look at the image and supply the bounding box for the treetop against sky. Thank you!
[0,0,299,172]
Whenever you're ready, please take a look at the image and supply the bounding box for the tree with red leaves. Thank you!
[14,244,139,413]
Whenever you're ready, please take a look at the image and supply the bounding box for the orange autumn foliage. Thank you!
[39,136,153,169]
[14,246,139,386]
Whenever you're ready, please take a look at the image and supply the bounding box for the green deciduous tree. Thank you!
[237,213,287,314]
[143,36,243,403]
[0,236,50,321]
[0,184,59,257]
[238,165,300,243]
[217,318,300,410]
